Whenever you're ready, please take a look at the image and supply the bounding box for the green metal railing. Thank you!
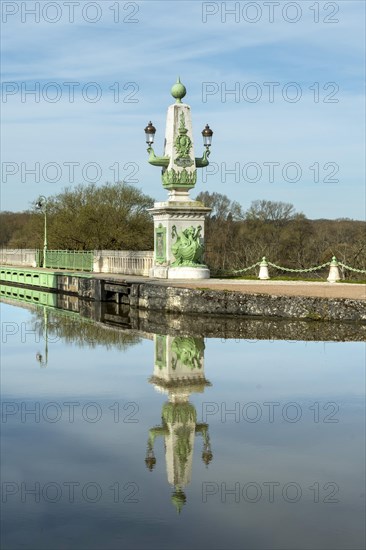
[37,250,94,271]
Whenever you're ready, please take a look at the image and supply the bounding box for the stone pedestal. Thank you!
[149,198,211,279]
[168,266,210,279]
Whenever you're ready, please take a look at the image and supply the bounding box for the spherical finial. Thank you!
[171,77,186,103]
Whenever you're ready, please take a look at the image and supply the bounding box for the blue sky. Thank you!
[1,0,365,219]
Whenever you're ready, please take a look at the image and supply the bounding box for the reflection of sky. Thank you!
[1,303,365,550]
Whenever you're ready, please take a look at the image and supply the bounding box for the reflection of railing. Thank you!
[0,284,58,306]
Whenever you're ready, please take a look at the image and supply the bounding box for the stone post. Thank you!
[258,257,270,280]
[327,256,341,283]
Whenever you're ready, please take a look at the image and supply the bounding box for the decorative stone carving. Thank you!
[162,167,197,188]
[171,225,204,266]
[174,113,194,167]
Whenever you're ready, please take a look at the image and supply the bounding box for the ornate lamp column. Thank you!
[145,79,213,279]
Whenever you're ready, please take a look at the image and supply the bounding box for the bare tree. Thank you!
[245,200,298,225]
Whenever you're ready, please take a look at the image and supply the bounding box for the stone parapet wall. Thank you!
[134,284,366,323]
[92,250,153,276]
[0,249,38,267]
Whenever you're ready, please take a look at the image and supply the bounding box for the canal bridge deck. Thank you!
[1,265,365,301]
[94,273,366,301]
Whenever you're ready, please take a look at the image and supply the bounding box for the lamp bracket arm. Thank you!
[195,149,211,168]
[147,147,170,167]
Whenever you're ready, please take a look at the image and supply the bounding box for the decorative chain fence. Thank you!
[221,261,262,275]
[337,262,366,274]
[214,256,366,280]
[266,260,331,273]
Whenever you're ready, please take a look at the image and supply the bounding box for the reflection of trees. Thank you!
[30,308,140,350]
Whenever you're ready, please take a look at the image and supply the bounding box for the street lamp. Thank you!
[144,121,156,147]
[201,124,213,149]
[144,119,214,166]
[35,195,48,266]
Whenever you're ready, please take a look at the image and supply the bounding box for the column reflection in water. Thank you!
[145,335,213,513]
[35,306,48,368]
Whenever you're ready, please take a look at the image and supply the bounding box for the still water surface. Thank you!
[1,300,365,550]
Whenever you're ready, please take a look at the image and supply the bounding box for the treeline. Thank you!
[196,192,365,279]
[1,182,154,251]
[1,183,365,279]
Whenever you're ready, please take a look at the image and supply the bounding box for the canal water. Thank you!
[1,298,365,550]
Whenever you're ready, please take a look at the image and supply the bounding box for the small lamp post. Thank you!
[35,195,48,266]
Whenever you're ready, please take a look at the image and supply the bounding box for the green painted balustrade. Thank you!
[0,267,58,288]
[41,250,94,271]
